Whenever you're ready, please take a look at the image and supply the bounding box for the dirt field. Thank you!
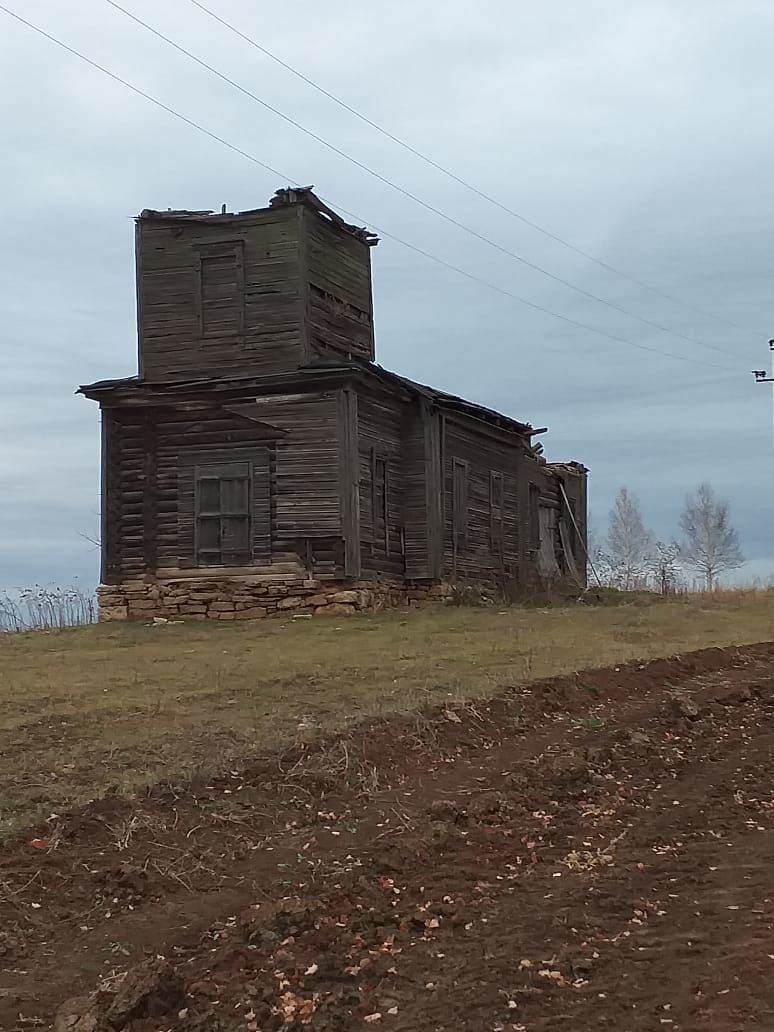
[3,590,774,839]
[3,636,774,1030]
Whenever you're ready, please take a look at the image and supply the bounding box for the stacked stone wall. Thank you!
[97,576,454,622]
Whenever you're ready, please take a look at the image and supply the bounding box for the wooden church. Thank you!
[79,188,587,621]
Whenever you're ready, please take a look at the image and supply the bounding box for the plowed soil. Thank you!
[3,642,774,1031]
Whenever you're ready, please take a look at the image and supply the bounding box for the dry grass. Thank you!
[2,590,773,838]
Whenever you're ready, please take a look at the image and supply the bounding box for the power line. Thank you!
[185,0,761,341]
[0,2,740,374]
[101,0,747,364]
[0,7,288,179]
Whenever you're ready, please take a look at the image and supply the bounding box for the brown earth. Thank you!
[2,642,774,1031]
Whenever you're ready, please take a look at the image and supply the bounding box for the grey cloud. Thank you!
[1,0,772,588]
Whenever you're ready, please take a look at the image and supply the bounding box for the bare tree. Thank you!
[678,482,743,590]
[606,487,653,590]
[646,540,683,595]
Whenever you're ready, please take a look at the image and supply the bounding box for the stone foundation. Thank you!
[97,574,454,622]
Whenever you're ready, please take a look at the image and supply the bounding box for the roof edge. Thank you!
[138,187,379,246]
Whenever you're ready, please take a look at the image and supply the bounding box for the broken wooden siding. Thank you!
[137,207,304,383]
[303,206,375,363]
[338,388,361,577]
[110,410,147,581]
[102,389,343,581]
[441,416,526,583]
[356,388,407,579]
[554,465,587,578]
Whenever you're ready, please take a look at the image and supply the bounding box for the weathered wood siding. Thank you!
[138,207,304,382]
[356,389,407,579]
[441,416,527,582]
[102,389,344,581]
[303,206,375,363]
[401,401,443,580]
[554,465,588,576]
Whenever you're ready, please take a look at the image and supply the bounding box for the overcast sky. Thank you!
[1,0,772,590]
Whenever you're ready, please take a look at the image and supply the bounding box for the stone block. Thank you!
[209,601,235,612]
[180,604,207,615]
[330,590,360,605]
[189,591,220,602]
[100,605,128,622]
[215,611,236,620]
[97,594,124,607]
[277,595,305,610]
[307,593,331,607]
[314,603,356,617]
[234,607,268,619]
[127,600,157,611]
[303,579,319,589]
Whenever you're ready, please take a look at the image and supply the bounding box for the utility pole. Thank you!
[752,339,774,447]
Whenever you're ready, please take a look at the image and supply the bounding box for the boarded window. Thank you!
[196,243,244,338]
[195,462,251,566]
[453,458,468,553]
[490,472,504,555]
[371,450,388,551]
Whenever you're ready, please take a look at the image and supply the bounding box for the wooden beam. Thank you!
[340,388,361,578]
[141,412,158,574]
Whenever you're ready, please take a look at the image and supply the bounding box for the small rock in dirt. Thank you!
[583,746,612,768]
[54,996,101,1032]
[427,799,465,823]
[427,820,459,848]
[468,793,512,822]
[627,730,651,748]
[719,686,753,706]
[570,956,594,977]
[101,862,150,899]
[239,899,320,947]
[671,694,703,720]
[104,958,185,1029]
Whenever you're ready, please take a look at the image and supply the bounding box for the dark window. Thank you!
[196,242,244,339]
[453,458,468,553]
[490,472,504,555]
[529,483,540,552]
[371,450,388,551]
[195,462,251,566]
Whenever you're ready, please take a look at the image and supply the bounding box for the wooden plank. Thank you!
[340,388,360,577]
[252,445,272,562]
[355,386,406,580]
[142,412,158,574]
[101,409,121,584]
[137,212,304,382]
[425,407,443,579]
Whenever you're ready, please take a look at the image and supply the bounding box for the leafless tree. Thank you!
[678,482,743,590]
[606,487,653,590]
[646,540,683,595]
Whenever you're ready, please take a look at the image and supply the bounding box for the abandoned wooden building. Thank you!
[79,188,588,621]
